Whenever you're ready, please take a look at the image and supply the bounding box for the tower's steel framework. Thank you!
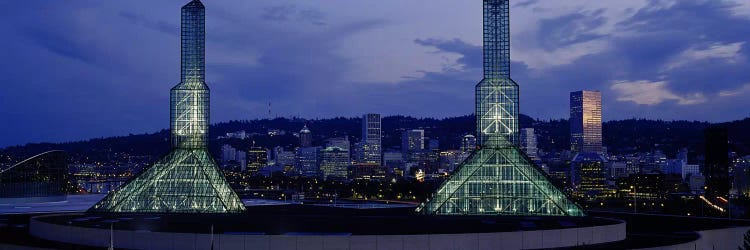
[417,0,584,216]
[90,0,245,213]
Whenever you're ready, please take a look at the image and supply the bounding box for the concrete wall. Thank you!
[30,215,626,250]
[637,226,750,250]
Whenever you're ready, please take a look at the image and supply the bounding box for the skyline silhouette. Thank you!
[2,1,749,146]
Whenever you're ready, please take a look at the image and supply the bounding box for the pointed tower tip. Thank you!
[183,0,204,9]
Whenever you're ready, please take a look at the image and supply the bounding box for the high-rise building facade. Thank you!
[362,114,381,144]
[326,137,351,153]
[247,147,268,174]
[295,147,320,177]
[359,114,382,165]
[402,129,424,156]
[418,0,584,217]
[570,90,602,154]
[89,0,245,213]
[299,125,312,147]
[571,152,610,199]
[320,146,349,179]
[520,128,538,160]
[273,146,295,168]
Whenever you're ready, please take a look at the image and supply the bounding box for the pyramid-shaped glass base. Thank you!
[89,149,245,213]
[417,140,584,216]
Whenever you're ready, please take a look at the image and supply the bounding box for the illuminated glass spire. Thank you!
[417,0,584,216]
[90,0,245,213]
[173,0,208,149]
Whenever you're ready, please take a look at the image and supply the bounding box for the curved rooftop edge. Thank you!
[0,150,65,174]
[29,207,627,250]
[0,150,68,204]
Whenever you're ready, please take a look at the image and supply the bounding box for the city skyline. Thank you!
[1,1,748,248]
[2,1,750,147]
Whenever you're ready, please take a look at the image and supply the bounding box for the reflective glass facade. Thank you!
[89,150,245,213]
[418,0,584,216]
[570,91,602,154]
[172,0,208,149]
[90,0,244,213]
[476,0,517,146]
[418,145,585,216]
[0,151,69,202]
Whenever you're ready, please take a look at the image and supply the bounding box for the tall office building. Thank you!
[402,129,425,156]
[320,146,349,179]
[704,127,729,199]
[358,114,382,165]
[326,137,351,153]
[362,114,381,144]
[571,152,609,199]
[418,0,583,216]
[520,128,539,160]
[273,146,295,168]
[295,147,320,177]
[299,125,312,147]
[89,0,245,213]
[570,90,603,154]
[247,147,268,174]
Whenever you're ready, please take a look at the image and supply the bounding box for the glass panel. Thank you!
[417,0,584,217]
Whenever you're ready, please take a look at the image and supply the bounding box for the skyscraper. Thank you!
[570,90,603,154]
[247,147,268,174]
[358,114,382,165]
[520,128,539,160]
[418,0,583,216]
[295,147,320,177]
[326,137,351,153]
[320,146,349,179]
[402,129,425,156]
[89,0,245,213]
[362,114,381,143]
[299,125,312,147]
[571,152,609,199]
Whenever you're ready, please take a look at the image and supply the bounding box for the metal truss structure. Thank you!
[417,0,584,216]
[89,0,245,214]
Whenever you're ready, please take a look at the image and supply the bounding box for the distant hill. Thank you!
[2,115,750,165]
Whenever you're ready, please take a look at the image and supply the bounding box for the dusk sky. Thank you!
[1,0,750,147]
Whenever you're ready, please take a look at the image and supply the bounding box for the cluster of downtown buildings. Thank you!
[545,91,743,211]
[218,113,478,182]
[217,89,749,209]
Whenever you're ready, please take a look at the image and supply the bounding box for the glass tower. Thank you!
[570,90,602,154]
[417,0,584,216]
[89,0,245,213]
[359,113,382,165]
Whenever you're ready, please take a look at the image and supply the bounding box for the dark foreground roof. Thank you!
[36,205,619,236]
